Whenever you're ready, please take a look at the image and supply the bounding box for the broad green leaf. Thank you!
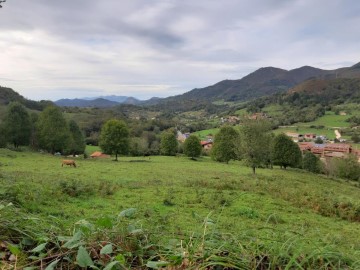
[8,244,21,255]
[24,267,38,270]
[100,244,113,255]
[31,243,47,253]
[76,246,94,267]
[119,208,136,218]
[75,219,94,234]
[115,254,126,264]
[62,231,83,249]
[129,229,143,235]
[146,261,169,269]
[44,259,60,270]
[104,261,120,270]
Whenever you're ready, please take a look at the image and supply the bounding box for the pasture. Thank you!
[0,148,360,269]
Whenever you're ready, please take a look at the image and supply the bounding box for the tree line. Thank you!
[210,121,360,180]
[0,102,85,155]
[1,103,358,181]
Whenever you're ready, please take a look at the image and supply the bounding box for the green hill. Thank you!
[154,62,360,104]
[0,86,53,111]
[0,149,359,269]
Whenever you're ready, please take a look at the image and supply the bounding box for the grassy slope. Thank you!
[0,148,359,268]
[272,111,354,139]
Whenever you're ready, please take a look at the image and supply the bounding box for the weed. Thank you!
[59,179,96,197]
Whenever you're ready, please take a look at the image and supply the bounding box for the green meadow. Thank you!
[1,148,360,269]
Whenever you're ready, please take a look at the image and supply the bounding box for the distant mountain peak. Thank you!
[351,62,360,69]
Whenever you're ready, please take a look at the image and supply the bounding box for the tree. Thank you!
[211,126,239,163]
[99,119,129,161]
[335,154,360,181]
[130,137,149,156]
[29,113,39,149]
[0,124,6,148]
[272,133,302,169]
[302,151,321,173]
[238,119,273,174]
[3,102,31,148]
[37,106,71,154]
[67,120,86,156]
[314,137,324,144]
[160,131,178,156]
[351,134,360,143]
[183,135,202,159]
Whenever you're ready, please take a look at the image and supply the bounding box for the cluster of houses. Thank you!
[177,131,214,151]
[285,132,327,143]
[284,131,359,162]
[298,142,360,162]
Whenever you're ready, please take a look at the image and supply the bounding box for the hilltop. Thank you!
[0,86,53,111]
[155,62,360,104]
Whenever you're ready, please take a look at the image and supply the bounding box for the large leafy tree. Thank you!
[3,102,31,148]
[302,151,321,173]
[37,106,71,154]
[99,119,129,161]
[272,133,302,169]
[184,135,202,159]
[67,120,86,156]
[129,137,149,156]
[211,126,239,163]
[238,119,272,174]
[29,112,39,149]
[160,131,178,156]
[0,124,6,148]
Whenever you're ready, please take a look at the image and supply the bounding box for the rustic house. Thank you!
[304,133,316,140]
[201,141,213,151]
[298,142,357,161]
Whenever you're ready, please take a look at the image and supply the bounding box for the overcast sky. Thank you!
[0,0,359,101]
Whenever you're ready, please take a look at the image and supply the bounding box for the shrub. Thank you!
[335,155,360,181]
[303,152,321,173]
[59,179,96,197]
[183,135,202,159]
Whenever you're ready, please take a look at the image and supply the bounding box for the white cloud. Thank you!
[0,0,359,101]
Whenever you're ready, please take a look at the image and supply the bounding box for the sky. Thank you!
[0,0,359,101]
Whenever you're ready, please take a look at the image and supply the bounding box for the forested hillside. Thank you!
[0,86,53,111]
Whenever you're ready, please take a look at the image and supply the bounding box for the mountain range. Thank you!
[163,62,360,103]
[53,62,360,108]
[2,62,360,110]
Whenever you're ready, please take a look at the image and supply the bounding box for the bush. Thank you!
[336,155,360,181]
[59,179,96,197]
[325,155,360,181]
[303,152,321,173]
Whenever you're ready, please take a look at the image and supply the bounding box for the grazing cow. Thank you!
[62,160,77,168]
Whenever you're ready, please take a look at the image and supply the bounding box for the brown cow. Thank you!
[62,160,77,168]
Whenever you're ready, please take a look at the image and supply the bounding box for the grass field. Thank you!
[0,148,360,269]
[193,128,219,140]
[297,111,350,128]
[273,127,337,139]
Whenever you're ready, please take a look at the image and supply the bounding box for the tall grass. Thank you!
[1,149,360,269]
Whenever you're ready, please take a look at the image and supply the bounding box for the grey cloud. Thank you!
[0,0,359,100]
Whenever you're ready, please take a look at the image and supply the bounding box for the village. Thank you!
[283,131,360,162]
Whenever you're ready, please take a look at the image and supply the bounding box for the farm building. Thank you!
[201,141,213,151]
[90,151,110,158]
[298,142,358,161]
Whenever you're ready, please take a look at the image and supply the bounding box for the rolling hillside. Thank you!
[155,62,360,104]
[0,149,359,269]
